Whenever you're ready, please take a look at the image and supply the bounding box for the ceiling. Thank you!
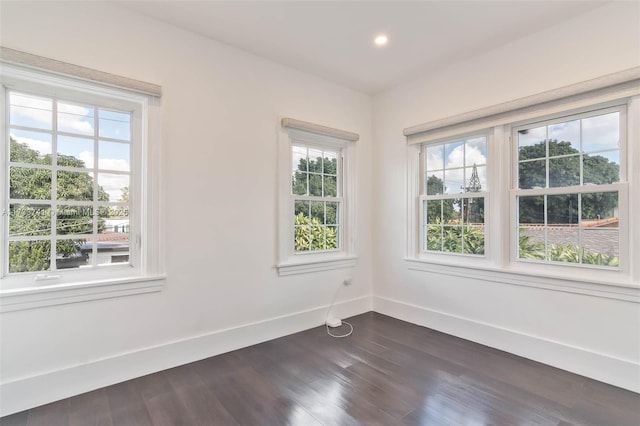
[118,1,606,95]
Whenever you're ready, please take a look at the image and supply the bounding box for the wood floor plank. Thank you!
[2,312,638,425]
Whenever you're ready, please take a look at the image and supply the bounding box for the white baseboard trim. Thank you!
[0,295,372,416]
[373,296,640,394]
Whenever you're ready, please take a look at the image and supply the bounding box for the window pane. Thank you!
[326,202,338,225]
[10,167,52,200]
[323,150,338,174]
[464,165,485,192]
[9,240,51,273]
[426,171,444,195]
[99,141,130,172]
[443,169,463,194]
[307,148,323,173]
[444,141,464,168]
[97,213,130,265]
[294,226,311,251]
[98,173,129,202]
[426,226,442,251]
[294,200,309,217]
[518,196,545,260]
[10,129,52,164]
[292,145,307,172]
[57,205,93,235]
[547,194,578,224]
[326,226,338,250]
[463,224,484,255]
[9,204,51,237]
[465,197,484,224]
[549,156,580,187]
[518,126,546,161]
[323,175,337,197]
[57,135,93,168]
[582,112,619,152]
[581,192,619,266]
[425,200,442,223]
[518,160,545,189]
[548,120,580,154]
[9,93,52,130]
[57,238,90,269]
[465,137,487,167]
[57,170,94,201]
[99,109,131,140]
[292,172,308,195]
[583,152,620,185]
[442,226,462,253]
[426,145,444,171]
[518,196,544,224]
[310,201,324,224]
[308,174,322,196]
[57,101,94,136]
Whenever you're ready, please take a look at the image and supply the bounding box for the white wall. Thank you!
[0,1,373,414]
[373,1,640,393]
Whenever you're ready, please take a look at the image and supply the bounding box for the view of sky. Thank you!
[426,137,487,194]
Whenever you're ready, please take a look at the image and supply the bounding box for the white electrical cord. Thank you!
[325,280,354,338]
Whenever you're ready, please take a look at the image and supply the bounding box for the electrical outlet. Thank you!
[343,278,353,286]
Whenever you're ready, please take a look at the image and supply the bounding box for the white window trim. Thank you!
[406,69,640,300]
[277,119,358,276]
[0,62,165,311]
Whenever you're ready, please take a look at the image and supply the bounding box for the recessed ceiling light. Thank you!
[374,34,388,46]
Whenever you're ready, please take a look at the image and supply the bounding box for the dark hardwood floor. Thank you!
[2,312,638,426]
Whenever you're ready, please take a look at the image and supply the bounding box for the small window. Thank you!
[421,136,487,255]
[278,120,357,275]
[514,107,624,268]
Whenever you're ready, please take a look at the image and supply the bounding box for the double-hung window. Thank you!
[1,50,163,311]
[406,69,639,291]
[278,118,357,275]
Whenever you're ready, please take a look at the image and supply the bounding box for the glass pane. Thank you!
[326,226,338,250]
[10,167,52,200]
[518,196,544,225]
[547,194,578,225]
[518,126,546,161]
[441,199,457,223]
[57,101,94,136]
[292,145,307,172]
[9,204,51,237]
[442,226,462,253]
[9,92,52,130]
[56,238,90,269]
[444,141,464,168]
[425,145,444,171]
[9,129,52,164]
[57,170,94,201]
[57,205,93,235]
[582,112,619,152]
[426,171,444,195]
[464,197,484,224]
[323,150,338,174]
[463,224,484,255]
[323,175,337,197]
[310,201,324,224]
[465,137,487,167]
[425,200,441,224]
[96,212,130,266]
[518,159,545,189]
[326,202,338,225]
[98,173,129,203]
[308,174,322,196]
[99,109,131,141]
[307,148,323,173]
[292,172,308,195]
[583,152,620,185]
[57,135,93,168]
[517,196,545,261]
[294,200,309,217]
[99,141,130,172]
[548,120,580,154]
[443,168,463,194]
[9,240,51,273]
[294,226,311,251]
[426,226,442,251]
[581,192,619,266]
[463,165,485,192]
[549,156,580,187]
[546,194,579,263]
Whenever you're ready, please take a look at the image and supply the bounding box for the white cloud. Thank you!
[99,174,129,202]
[11,93,94,135]
[10,133,51,156]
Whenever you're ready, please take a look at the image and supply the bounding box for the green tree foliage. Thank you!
[8,138,109,272]
[518,139,619,223]
[425,175,455,221]
[294,213,337,251]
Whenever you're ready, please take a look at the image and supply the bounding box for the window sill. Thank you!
[277,255,357,276]
[406,258,639,302]
[0,275,166,312]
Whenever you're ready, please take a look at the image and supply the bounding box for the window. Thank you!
[1,53,163,311]
[422,136,487,255]
[514,108,623,267]
[405,70,639,291]
[278,118,357,275]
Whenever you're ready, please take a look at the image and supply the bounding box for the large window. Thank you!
[278,119,357,275]
[1,55,163,310]
[422,136,487,255]
[6,91,133,274]
[515,108,623,267]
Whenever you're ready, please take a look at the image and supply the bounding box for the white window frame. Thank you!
[405,69,640,302]
[277,119,357,276]
[0,63,164,312]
